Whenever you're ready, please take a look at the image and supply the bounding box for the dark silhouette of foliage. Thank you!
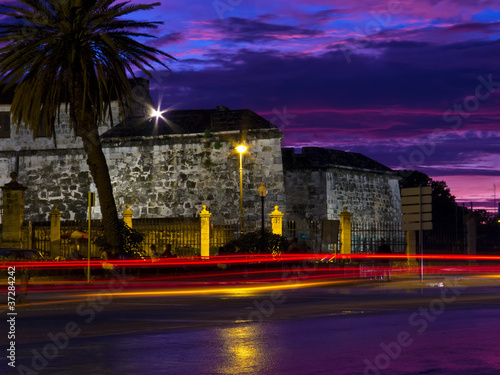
[223,230,289,255]
[470,209,498,226]
[94,222,145,259]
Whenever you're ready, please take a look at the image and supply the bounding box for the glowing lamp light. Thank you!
[151,108,163,118]
[236,144,247,153]
[235,143,247,234]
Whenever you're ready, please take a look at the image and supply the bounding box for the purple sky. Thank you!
[127,0,500,211]
[7,0,500,212]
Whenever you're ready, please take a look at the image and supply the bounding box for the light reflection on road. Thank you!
[215,324,272,374]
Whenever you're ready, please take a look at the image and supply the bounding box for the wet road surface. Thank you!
[2,278,500,374]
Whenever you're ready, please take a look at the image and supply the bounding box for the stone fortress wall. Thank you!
[102,129,285,222]
[326,169,401,224]
[283,148,402,225]
[0,103,286,222]
[0,78,401,227]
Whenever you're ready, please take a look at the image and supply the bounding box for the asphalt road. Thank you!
[2,277,500,375]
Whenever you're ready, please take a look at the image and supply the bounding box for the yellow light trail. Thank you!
[71,279,360,299]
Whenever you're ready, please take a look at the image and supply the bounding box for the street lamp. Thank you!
[236,144,247,234]
[258,182,267,238]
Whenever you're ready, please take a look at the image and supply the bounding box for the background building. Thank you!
[283,147,401,225]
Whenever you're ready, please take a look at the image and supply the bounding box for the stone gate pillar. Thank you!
[338,206,352,254]
[1,172,27,248]
[122,204,134,228]
[199,205,211,258]
[50,205,62,258]
[269,206,284,236]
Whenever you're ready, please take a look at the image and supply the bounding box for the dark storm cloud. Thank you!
[316,130,500,178]
[146,34,500,190]
[149,32,185,47]
[155,37,500,128]
[443,21,500,35]
[209,17,323,42]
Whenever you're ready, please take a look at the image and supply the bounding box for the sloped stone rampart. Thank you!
[285,167,401,224]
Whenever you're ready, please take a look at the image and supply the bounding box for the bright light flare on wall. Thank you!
[235,144,247,153]
[150,104,167,129]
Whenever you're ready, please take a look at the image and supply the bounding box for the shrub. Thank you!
[223,230,289,255]
[94,221,145,259]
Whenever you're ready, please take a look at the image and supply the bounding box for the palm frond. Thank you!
[0,0,175,144]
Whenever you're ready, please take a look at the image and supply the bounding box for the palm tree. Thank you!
[0,0,175,255]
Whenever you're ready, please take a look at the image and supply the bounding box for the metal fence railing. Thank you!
[351,221,406,254]
[283,220,330,252]
[133,217,200,257]
[27,216,495,259]
[475,226,499,255]
[422,223,467,255]
[210,219,272,250]
[31,218,201,259]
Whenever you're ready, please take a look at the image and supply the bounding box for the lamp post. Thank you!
[258,182,267,238]
[236,144,247,234]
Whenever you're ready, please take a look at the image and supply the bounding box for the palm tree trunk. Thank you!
[73,80,122,256]
[81,126,122,255]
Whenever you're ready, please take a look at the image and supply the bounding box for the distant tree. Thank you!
[470,209,497,226]
[398,170,431,189]
[0,1,175,255]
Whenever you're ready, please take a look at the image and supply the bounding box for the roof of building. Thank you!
[102,106,277,138]
[282,147,394,173]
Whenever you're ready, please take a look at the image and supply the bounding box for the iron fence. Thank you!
[422,223,467,254]
[133,217,200,257]
[25,216,496,259]
[31,220,105,259]
[476,226,500,255]
[210,219,272,250]
[31,223,50,255]
[285,220,321,251]
[31,218,201,258]
[351,221,406,254]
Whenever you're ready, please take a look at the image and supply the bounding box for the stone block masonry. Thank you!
[283,147,402,225]
[0,96,402,229]
[2,128,286,223]
[104,129,286,221]
[325,169,401,224]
